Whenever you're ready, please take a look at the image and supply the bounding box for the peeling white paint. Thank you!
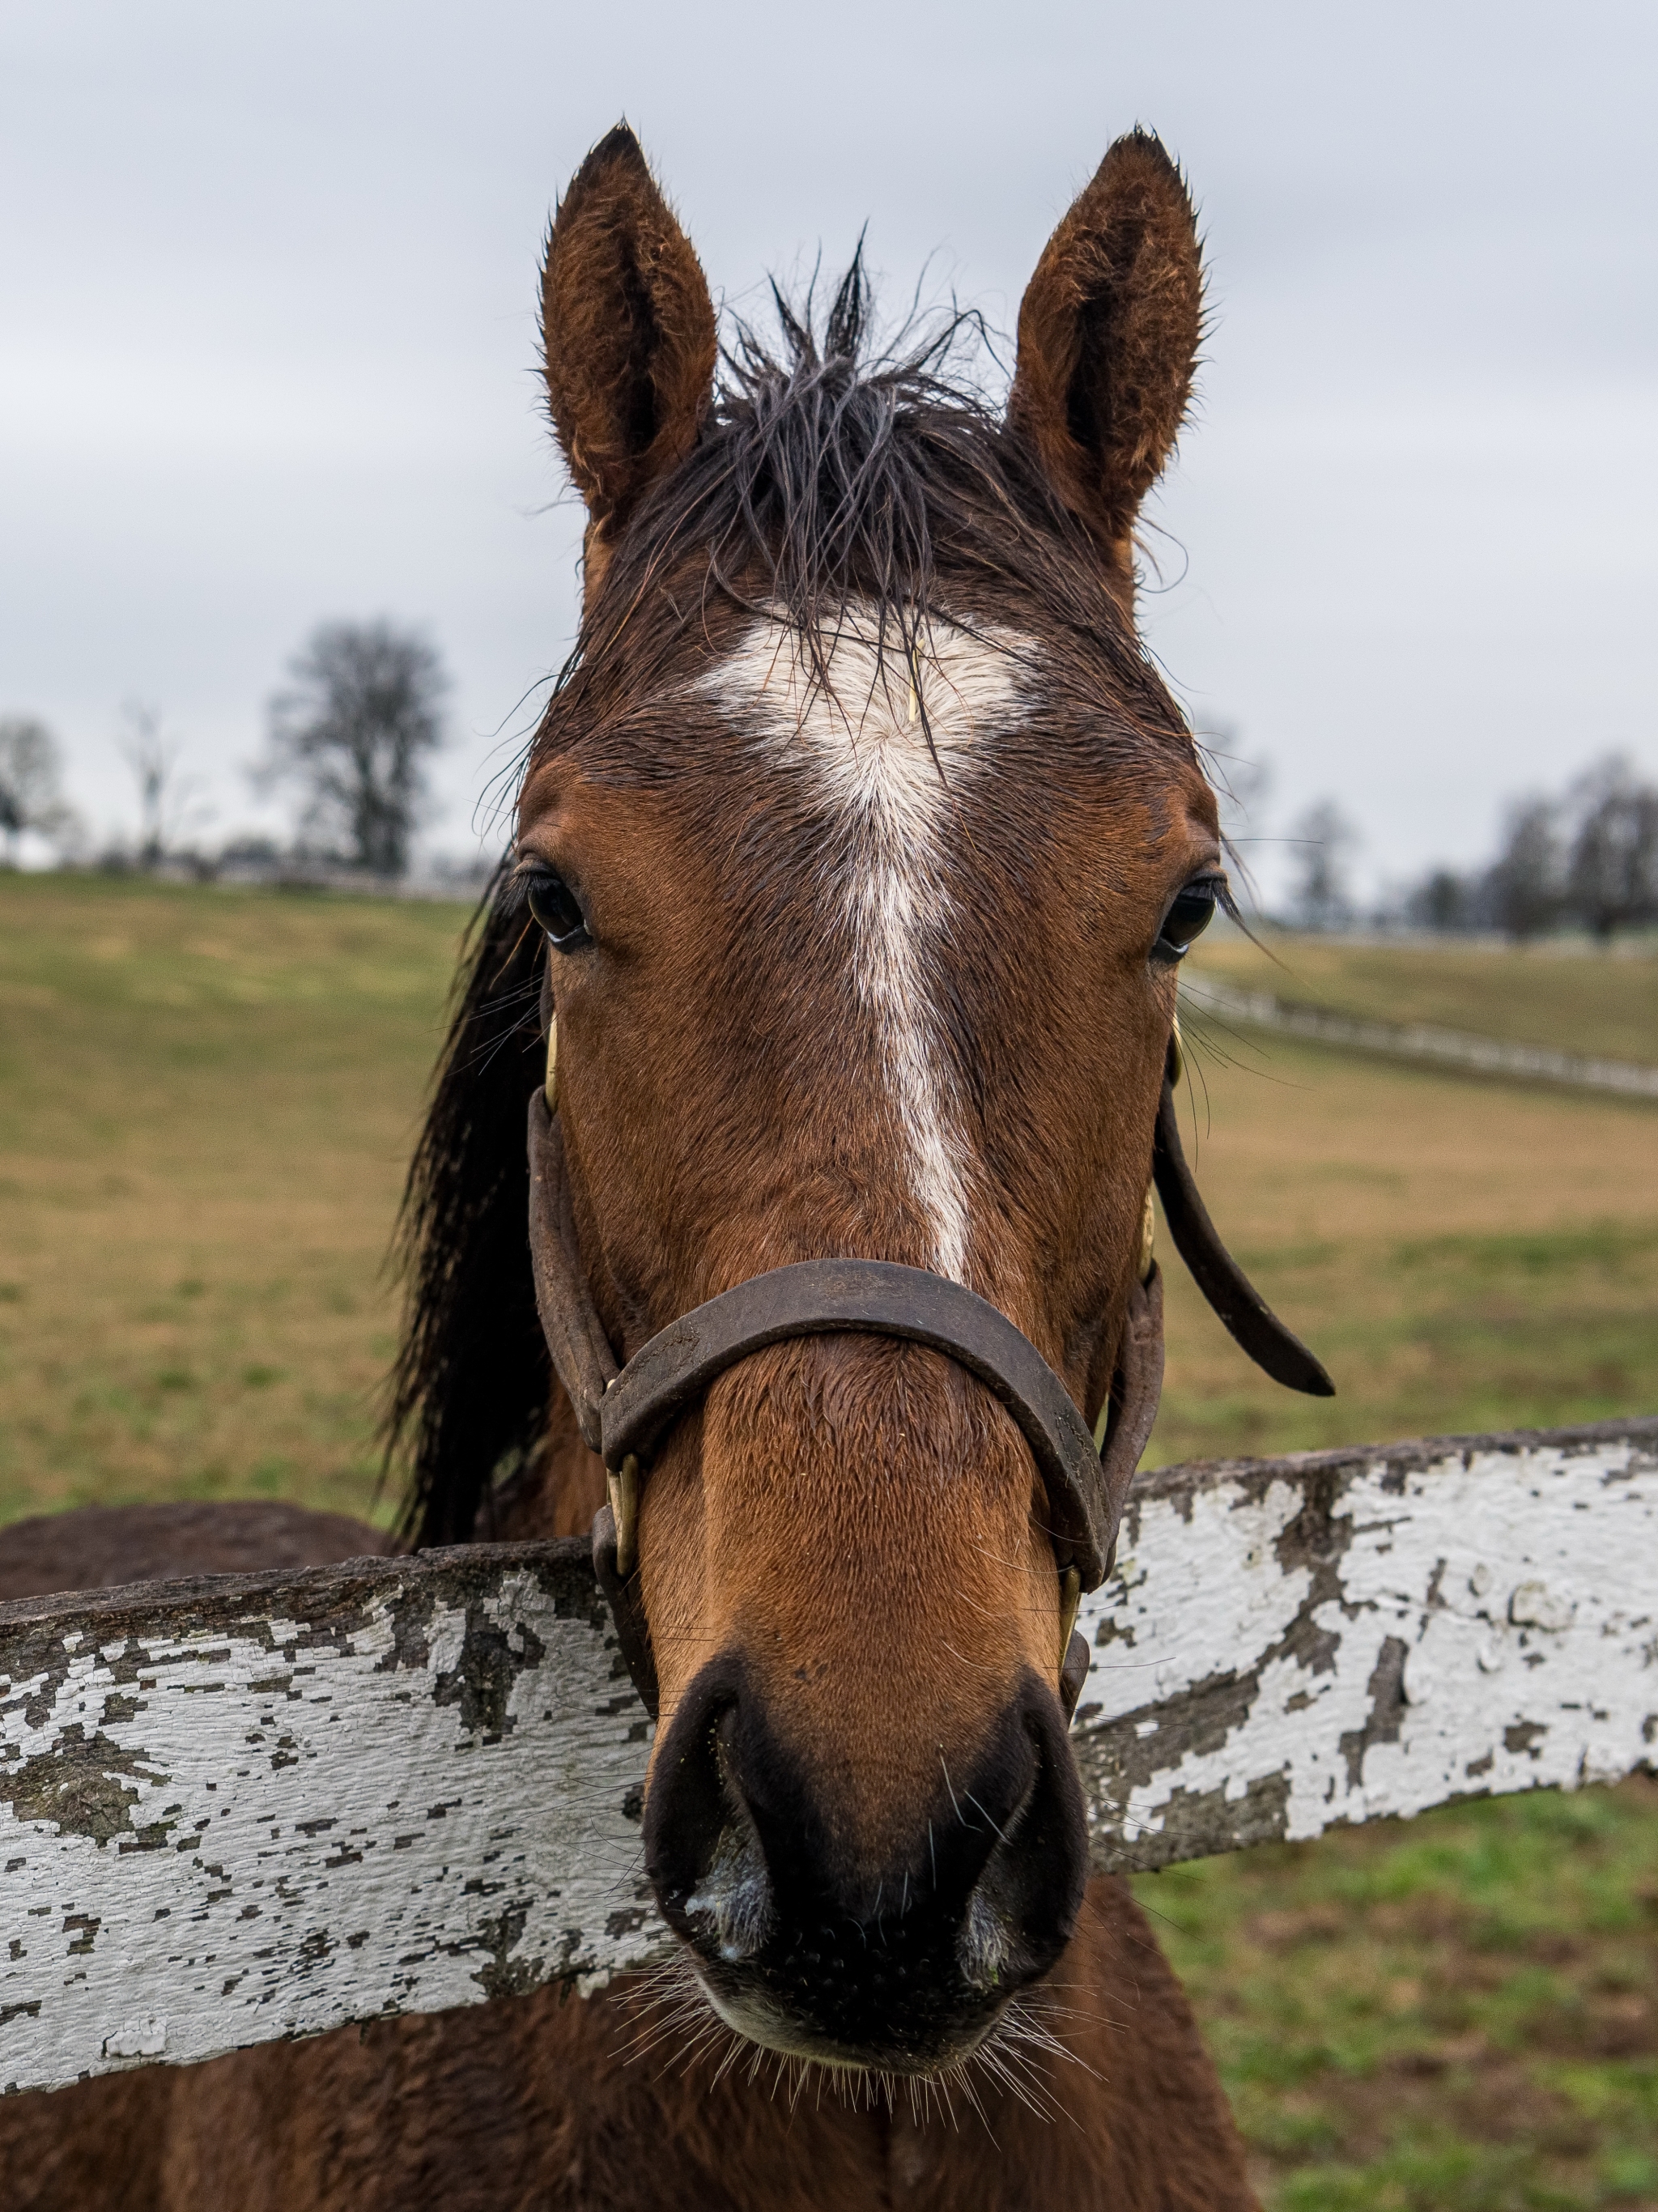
[1073,1425,1658,1866]
[2,1423,1653,2096]
[2,1552,657,2096]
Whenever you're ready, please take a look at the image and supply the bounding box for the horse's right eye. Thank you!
[527,870,592,953]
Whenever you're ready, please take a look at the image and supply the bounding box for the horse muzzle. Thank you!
[642,1654,1089,2071]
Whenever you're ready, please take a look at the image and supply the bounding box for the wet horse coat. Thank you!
[6,126,1270,2206]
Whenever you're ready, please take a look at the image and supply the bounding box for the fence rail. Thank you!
[1180,974,1658,1100]
[3,1418,1654,2098]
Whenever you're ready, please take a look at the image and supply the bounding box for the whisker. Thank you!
[962,1790,1010,1845]
[939,1750,967,1828]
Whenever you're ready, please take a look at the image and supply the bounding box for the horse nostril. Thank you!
[954,1695,1086,1993]
[954,1772,1035,1992]
[959,1880,1016,1991]
[682,1712,776,1963]
[644,1673,778,1967]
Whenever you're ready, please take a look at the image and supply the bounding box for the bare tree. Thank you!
[1404,867,1479,934]
[120,700,208,869]
[261,622,449,877]
[1565,755,1658,942]
[0,716,79,862]
[1286,799,1358,932]
[1484,796,1566,942]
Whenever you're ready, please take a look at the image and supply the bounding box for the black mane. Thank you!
[385,883,549,1546]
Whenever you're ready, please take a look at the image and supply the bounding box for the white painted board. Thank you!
[1073,1419,1658,1866]
[2,1419,1654,2095]
[1,1547,657,2097]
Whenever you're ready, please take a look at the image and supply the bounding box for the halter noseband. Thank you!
[523,1046,1330,1721]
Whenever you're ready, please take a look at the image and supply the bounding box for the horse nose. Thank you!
[643,1659,1089,2067]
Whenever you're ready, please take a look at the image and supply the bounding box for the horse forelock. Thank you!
[531,259,1182,749]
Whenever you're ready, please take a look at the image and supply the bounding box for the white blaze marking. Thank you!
[701,609,1029,1283]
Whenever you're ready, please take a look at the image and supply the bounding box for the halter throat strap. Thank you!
[1150,1080,1334,1397]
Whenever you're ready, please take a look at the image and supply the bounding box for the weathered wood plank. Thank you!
[1074,1418,1658,1867]
[1,1545,654,2096]
[2,1419,1653,2095]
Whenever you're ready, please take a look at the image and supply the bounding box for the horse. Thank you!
[1,125,1334,2209]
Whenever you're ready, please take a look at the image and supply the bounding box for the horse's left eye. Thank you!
[526,870,592,953]
[1155,879,1221,961]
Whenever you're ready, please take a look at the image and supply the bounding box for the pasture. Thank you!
[1,871,1654,2207]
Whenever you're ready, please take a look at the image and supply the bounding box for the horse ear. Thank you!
[542,125,717,587]
[1008,130,1202,581]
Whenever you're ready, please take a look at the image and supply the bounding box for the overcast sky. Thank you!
[4,0,1655,902]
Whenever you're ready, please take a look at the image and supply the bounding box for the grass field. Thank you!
[1149,1027,1658,1472]
[0,871,464,1530]
[2,872,1654,2206]
[1188,925,1658,1066]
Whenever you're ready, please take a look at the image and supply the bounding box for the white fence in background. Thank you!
[1180,974,1658,1100]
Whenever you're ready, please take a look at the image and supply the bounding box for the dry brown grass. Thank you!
[1150,1025,1658,1465]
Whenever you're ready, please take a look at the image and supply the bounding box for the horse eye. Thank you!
[526,870,592,953]
[1155,880,1220,961]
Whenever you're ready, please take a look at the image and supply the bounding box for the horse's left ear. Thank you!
[542,125,717,598]
[1008,130,1202,581]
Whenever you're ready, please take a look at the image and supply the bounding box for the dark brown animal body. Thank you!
[3,125,1268,2205]
[0,1501,390,1603]
[4,1893,1243,2212]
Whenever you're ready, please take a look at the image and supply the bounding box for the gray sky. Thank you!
[4,0,1655,903]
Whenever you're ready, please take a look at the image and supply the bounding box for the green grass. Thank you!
[1142,1032,1658,1470]
[1141,1781,1658,2209]
[2,878,1654,2206]
[0,870,470,1527]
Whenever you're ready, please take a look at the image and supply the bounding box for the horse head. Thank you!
[394,125,1327,2087]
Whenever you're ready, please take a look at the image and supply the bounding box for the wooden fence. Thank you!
[3,1417,1654,2099]
[1180,974,1658,1100]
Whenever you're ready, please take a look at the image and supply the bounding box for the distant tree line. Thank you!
[1,619,454,882]
[1265,756,1658,942]
[1399,755,1658,942]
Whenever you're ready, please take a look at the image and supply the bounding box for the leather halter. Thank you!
[1151,1081,1333,1397]
[524,1064,1329,1721]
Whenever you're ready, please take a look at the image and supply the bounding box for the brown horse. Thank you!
[0,125,1321,2207]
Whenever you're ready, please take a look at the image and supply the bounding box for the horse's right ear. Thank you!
[1008,130,1202,588]
[542,125,717,599]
